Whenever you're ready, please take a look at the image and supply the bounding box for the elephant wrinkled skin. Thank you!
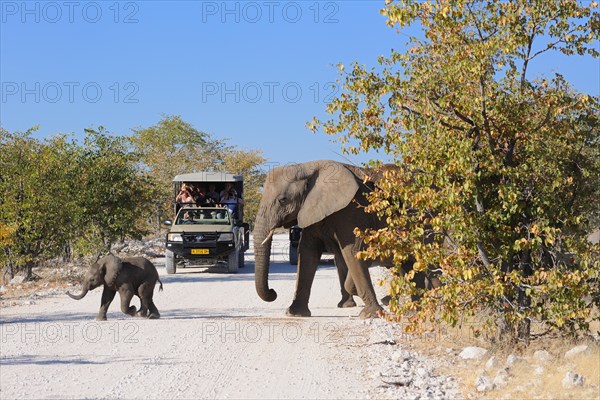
[253,160,389,319]
[67,255,163,320]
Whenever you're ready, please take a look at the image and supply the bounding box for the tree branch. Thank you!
[440,120,468,132]
[479,76,496,155]
[505,137,518,166]
[527,27,578,61]
[520,32,535,89]
[449,102,476,126]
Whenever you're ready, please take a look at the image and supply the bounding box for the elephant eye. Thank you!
[278,197,288,205]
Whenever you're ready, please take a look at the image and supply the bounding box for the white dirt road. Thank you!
[0,234,459,399]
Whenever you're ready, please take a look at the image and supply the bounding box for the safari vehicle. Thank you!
[288,225,333,265]
[164,172,249,274]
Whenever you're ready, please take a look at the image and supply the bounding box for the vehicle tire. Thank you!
[165,250,176,274]
[289,245,298,265]
[238,249,245,268]
[227,250,239,273]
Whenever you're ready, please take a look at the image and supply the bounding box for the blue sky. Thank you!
[1,1,599,167]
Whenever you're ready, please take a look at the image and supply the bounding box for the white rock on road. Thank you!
[0,234,459,399]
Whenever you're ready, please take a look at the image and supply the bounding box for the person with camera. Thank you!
[219,182,244,219]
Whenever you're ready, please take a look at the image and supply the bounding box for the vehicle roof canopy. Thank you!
[173,172,243,183]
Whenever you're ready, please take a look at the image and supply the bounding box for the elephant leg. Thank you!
[136,297,148,317]
[412,271,428,302]
[332,248,356,308]
[400,257,427,302]
[97,287,116,321]
[148,298,160,319]
[286,232,324,317]
[426,270,442,290]
[138,282,160,319]
[380,295,392,306]
[344,271,358,296]
[119,285,137,317]
[136,284,150,317]
[346,273,383,306]
[339,244,383,319]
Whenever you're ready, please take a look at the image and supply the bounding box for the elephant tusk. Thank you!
[261,230,275,246]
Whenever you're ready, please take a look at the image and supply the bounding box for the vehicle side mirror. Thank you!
[163,219,172,226]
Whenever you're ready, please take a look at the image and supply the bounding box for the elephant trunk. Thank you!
[253,217,277,302]
[67,285,89,300]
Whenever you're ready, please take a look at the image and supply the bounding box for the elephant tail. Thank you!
[158,279,163,292]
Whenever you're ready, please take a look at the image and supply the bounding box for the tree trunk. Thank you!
[156,203,161,235]
[517,287,531,344]
[517,250,532,343]
[63,242,72,262]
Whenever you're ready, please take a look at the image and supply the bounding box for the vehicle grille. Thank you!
[183,233,219,243]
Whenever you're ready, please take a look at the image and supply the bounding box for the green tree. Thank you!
[0,128,81,279]
[76,127,155,254]
[221,148,267,226]
[313,0,599,341]
[131,116,226,225]
[131,115,266,225]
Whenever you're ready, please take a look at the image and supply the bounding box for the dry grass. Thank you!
[403,320,600,400]
[0,261,84,303]
[372,267,600,398]
[452,342,599,399]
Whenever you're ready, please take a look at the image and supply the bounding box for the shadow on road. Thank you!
[159,261,302,284]
[161,308,358,321]
[162,308,259,320]
[0,354,141,366]
[0,311,104,325]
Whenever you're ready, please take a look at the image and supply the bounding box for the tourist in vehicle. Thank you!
[176,184,195,207]
[219,182,237,199]
[220,183,244,218]
[206,184,220,204]
[195,186,215,207]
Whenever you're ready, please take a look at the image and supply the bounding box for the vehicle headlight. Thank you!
[217,233,234,242]
[167,233,183,242]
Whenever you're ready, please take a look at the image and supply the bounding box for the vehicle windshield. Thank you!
[175,208,231,225]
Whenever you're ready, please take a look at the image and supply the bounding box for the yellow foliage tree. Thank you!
[312,0,600,342]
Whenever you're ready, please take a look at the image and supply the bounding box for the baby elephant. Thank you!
[68,255,163,321]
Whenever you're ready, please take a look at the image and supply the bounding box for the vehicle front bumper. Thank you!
[166,240,236,259]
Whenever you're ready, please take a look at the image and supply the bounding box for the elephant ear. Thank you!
[103,255,123,287]
[297,162,360,229]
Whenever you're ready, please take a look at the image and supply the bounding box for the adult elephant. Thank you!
[254,160,387,319]
[68,255,163,320]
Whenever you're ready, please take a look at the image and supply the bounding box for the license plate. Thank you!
[191,249,209,255]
